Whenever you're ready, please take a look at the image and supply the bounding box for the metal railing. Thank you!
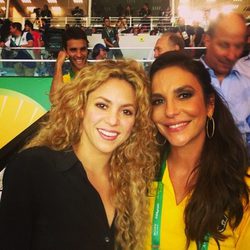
[9,16,177,32]
[0,47,206,77]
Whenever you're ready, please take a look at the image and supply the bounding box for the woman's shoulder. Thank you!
[16,146,57,160]
[6,146,68,171]
[12,146,77,171]
[4,147,78,181]
[6,147,54,168]
[2,147,54,183]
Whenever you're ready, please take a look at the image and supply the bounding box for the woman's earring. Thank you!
[156,132,167,146]
[206,116,215,139]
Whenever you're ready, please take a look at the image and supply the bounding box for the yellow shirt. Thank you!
[62,72,72,84]
[146,164,250,250]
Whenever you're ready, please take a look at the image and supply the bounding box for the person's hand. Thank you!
[0,41,5,47]
[56,50,68,66]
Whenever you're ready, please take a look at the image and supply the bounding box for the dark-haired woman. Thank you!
[146,51,250,250]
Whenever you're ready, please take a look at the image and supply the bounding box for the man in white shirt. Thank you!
[2,22,35,76]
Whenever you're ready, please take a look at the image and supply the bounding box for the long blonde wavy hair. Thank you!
[25,60,158,249]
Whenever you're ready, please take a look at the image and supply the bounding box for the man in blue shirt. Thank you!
[201,12,250,157]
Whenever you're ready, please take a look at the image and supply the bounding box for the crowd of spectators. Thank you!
[0,4,249,77]
[0,11,215,77]
[0,1,206,46]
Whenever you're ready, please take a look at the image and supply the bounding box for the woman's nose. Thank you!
[165,100,180,118]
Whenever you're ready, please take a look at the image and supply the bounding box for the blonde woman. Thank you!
[0,60,158,250]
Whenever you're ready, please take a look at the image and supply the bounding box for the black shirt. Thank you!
[0,146,115,250]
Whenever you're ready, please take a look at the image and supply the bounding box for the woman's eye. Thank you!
[151,98,164,105]
[96,103,107,109]
[123,109,134,116]
[179,92,193,99]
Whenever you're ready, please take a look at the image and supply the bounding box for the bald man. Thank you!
[154,32,184,58]
[200,12,250,157]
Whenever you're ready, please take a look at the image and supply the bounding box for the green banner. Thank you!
[0,77,52,147]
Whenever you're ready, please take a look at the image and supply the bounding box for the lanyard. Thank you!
[151,156,166,249]
[198,234,210,250]
[151,154,210,250]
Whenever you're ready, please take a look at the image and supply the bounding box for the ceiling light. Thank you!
[47,0,57,3]
[73,0,83,3]
[221,4,237,13]
[51,6,61,12]
[21,0,32,3]
[27,6,36,12]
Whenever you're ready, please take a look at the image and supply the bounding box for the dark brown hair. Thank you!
[62,27,88,49]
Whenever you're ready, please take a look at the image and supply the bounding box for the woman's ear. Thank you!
[207,94,215,117]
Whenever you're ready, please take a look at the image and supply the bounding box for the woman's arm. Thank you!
[0,153,33,249]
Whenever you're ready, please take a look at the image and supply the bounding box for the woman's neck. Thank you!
[167,142,203,204]
[168,135,205,173]
[168,147,200,174]
[73,143,111,176]
[73,142,115,227]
